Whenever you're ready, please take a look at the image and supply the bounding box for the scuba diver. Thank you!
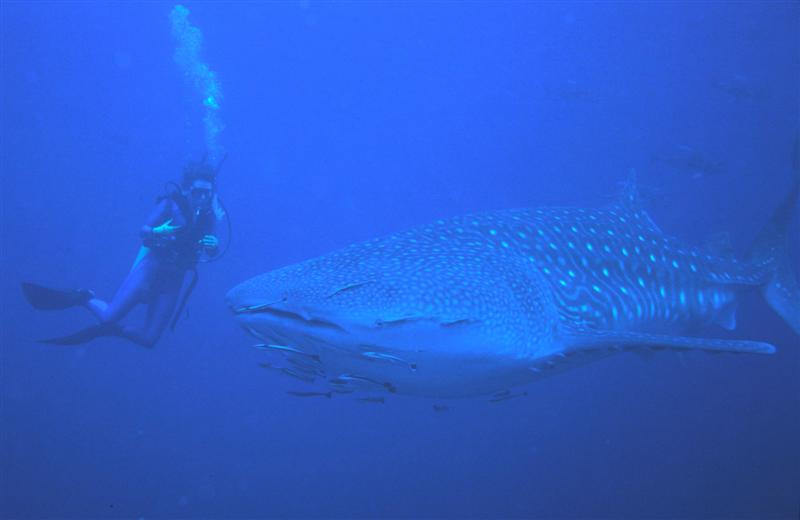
[22,159,229,347]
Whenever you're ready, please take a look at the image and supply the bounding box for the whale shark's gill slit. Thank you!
[374,317,422,328]
[326,280,376,299]
[373,316,480,329]
[440,318,482,328]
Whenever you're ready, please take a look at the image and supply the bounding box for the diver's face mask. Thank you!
[188,179,215,209]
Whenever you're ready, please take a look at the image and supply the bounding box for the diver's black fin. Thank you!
[39,323,123,345]
[21,282,93,311]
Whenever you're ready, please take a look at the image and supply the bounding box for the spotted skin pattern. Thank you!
[228,194,778,397]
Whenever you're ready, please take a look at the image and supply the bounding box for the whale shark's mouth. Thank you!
[232,302,346,333]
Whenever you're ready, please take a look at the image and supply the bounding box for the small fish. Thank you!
[711,74,756,100]
[254,343,320,361]
[356,396,385,404]
[330,373,396,392]
[432,404,450,413]
[287,390,332,399]
[361,351,418,371]
[260,362,317,383]
[651,145,723,180]
[287,356,325,377]
[489,391,528,403]
[330,386,356,394]
[281,367,316,383]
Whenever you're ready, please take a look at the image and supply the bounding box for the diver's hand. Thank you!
[199,234,219,250]
[152,219,182,236]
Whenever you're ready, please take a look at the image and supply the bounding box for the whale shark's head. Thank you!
[226,221,559,397]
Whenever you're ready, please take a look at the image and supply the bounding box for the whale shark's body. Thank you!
[227,180,798,398]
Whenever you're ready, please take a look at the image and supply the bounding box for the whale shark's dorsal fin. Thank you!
[618,168,642,213]
[614,169,663,234]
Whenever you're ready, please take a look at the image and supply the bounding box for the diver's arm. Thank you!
[140,200,169,238]
[132,200,171,271]
[140,200,182,237]
[199,215,220,256]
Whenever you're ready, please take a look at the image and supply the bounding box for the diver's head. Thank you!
[181,161,217,209]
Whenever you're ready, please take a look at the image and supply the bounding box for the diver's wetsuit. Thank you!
[85,196,217,347]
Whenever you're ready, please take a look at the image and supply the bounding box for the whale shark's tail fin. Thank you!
[749,136,800,336]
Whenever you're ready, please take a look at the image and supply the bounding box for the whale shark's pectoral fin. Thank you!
[565,328,775,355]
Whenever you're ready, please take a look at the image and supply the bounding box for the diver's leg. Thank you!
[84,259,152,323]
[119,273,183,348]
[43,267,178,348]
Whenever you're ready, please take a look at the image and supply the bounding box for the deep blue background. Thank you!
[2,2,799,518]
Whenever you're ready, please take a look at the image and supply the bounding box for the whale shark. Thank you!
[227,176,799,398]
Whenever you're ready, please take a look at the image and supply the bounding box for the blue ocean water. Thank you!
[1,2,798,518]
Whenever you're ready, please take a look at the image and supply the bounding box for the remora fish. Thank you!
[228,174,799,398]
[356,396,386,404]
[287,391,332,399]
[651,144,724,180]
[490,391,529,403]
